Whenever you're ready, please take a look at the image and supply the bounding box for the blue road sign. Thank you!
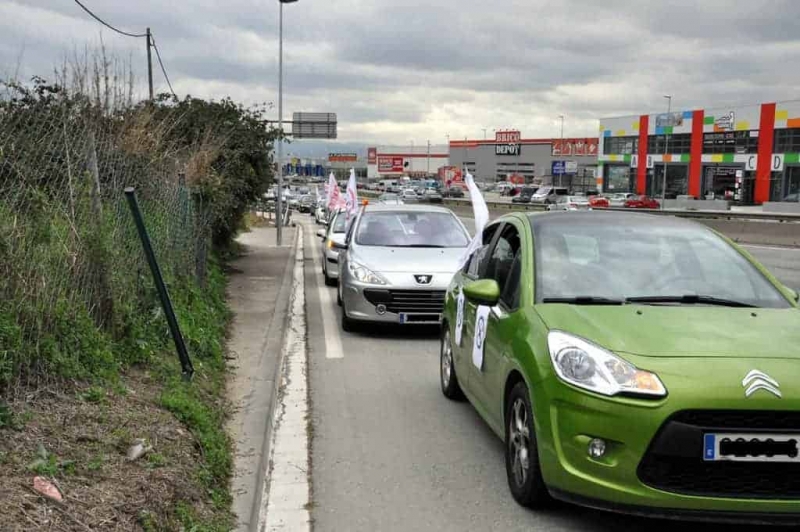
[552,160,566,176]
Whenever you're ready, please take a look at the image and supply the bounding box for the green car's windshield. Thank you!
[533,219,791,308]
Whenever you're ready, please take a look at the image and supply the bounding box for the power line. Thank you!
[151,36,177,99]
[72,0,147,38]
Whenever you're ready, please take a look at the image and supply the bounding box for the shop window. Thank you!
[603,136,638,155]
[605,165,633,193]
[648,134,692,154]
[650,165,688,199]
[703,131,759,154]
[774,129,800,154]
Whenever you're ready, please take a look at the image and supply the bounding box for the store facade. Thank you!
[599,100,800,203]
[366,144,449,179]
[448,131,598,192]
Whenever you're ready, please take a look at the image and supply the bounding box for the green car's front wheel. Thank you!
[440,327,463,400]
[505,381,551,508]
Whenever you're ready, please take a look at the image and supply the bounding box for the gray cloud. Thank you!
[2,0,800,144]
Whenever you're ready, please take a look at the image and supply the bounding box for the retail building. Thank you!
[598,100,800,203]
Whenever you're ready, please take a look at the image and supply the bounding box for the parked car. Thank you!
[424,188,444,203]
[547,195,591,211]
[444,187,466,198]
[440,210,799,521]
[608,193,636,207]
[512,187,538,204]
[337,205,471,331]
[531,186,569,205]
[378,193,404,205]
[316,209,347,286]
[625,195,660,209]
[588,195,610,209]
[401,189,419,203]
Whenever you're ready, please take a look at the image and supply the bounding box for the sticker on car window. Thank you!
[472,305,490,371]
[455,290,465,346]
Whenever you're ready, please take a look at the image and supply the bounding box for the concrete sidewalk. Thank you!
[226,225,297,532]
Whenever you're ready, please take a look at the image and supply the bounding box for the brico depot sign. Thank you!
[378,156,405,173]
[496,143,521,156]
[495,130,521,143]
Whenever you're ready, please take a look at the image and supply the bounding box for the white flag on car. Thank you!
[459,172,490,268]
[345,168,359,226]
[327,172,344,210]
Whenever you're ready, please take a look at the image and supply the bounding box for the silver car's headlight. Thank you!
[348,261,387,285]
[547,331,666,398]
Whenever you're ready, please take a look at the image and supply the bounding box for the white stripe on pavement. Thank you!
[260,230,311,532]
[307,223,345,359]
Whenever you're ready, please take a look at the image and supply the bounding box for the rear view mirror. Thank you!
[317,229,326,239]
[463,279,501,307]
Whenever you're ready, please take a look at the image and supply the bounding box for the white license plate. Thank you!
[398,313,441,324]
[704,433,800,462]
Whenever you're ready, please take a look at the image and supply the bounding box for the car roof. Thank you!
[362,204,455,214]
[526,210,703,231]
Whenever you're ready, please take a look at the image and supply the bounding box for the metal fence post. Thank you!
[125,187,194,380]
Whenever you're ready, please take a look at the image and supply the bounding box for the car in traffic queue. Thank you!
[439,210,800,524]
[317,209,347,286]
[547,195,591,211]
[314,201,328,224]
[337,204,471,332]
[444,186,465,198]
[625,195,660,209]
[401,188,419,203]
[298,194,315,213]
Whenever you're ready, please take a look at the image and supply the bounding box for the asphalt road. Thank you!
[300,216,785,532]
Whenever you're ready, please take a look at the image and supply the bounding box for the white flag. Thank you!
[459,172,490,268]
[345,168,359,226]
[326,172,343,210]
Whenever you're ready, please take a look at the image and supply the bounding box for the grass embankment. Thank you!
[0,257,237,531]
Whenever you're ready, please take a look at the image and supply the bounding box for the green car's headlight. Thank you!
[547,331,666,398]
[349,261,387,285]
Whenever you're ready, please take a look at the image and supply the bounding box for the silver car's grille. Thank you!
[363,289,446,314]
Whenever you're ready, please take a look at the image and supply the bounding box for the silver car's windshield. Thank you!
[356,211,469,248]
[533,220,790,308]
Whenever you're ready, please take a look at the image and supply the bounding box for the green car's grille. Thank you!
[639,410,800,499]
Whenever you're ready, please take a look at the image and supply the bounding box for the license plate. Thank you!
[703,433,800,462]
[399,313,441,324]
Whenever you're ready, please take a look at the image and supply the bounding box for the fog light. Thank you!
[588,438,606,458]
[376,304,387,315]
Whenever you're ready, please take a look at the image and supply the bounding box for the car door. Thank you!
[455,223,503,392]
[467,222,523,431]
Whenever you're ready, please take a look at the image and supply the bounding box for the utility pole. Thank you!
[558,115,564,187]
[427,140,431,174]
[482,128,487,140]
[146,27,154,100]
[662,95,672,210]
[275,0,298,245]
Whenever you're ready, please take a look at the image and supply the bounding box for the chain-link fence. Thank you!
[0,83,213,393]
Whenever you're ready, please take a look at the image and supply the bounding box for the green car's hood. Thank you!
[535,305,800,359]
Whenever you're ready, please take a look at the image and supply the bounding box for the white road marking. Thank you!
[307,223,345,359]
[260,231,311,532]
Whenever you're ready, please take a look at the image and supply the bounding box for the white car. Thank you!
[547,195,591,211]
[317,210,347,286]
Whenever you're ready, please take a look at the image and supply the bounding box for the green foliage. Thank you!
[79,386,106,404]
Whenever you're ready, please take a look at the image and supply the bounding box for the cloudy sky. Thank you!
[2,0,800,147]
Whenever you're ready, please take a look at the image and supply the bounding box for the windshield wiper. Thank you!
[625,295,757,308]
[542,296,625,305]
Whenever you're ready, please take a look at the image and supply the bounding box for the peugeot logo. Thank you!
[742,370,781,398]
[414,274,432,285]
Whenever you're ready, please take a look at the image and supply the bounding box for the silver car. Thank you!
[337,205,471,331]
[317,210,347,286]
[547,195,591,211]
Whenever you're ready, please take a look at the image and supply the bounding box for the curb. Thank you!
[247,229,300,532]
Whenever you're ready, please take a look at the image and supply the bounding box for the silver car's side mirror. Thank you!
[317,229,326,239]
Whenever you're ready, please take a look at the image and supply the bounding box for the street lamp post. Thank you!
[558,115,564,187]
[662,95,672,210]
[427,140,431,174]
[275,0,298,246]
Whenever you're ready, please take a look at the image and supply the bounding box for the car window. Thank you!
[484,224,521,299]
[355,211,469,248]
[464,222,502,277]
[332,212,347,233]
[533,220,790,307]
[500,249,522,310]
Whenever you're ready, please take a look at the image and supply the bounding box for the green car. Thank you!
[440,211,800,524]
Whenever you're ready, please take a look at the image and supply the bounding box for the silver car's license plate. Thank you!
[704,433,800,462]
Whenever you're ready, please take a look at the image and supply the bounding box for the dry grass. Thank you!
[0,369,224,531]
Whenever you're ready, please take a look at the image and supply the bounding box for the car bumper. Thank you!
[341,272,451,325]
[533,359,800,518]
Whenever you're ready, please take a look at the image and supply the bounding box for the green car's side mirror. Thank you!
[463,279,501,307]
